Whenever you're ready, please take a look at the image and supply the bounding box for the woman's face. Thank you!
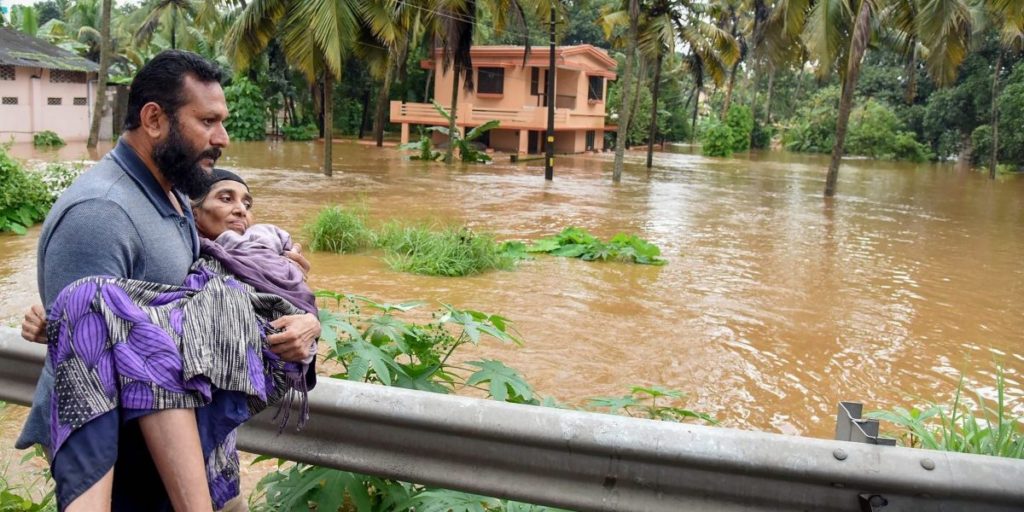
[194,180,252,239]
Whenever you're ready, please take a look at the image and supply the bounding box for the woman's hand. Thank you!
[284,243,311,279]
[21,304,47,344]
[267,313,320,362]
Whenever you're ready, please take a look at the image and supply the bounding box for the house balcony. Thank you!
[389,100,607,132]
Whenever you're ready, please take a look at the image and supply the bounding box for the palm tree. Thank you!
[88,0,112,149]
[762,0,972,196]
[228,0,361,176]
[359,0,424,147]
[609,0,639,181]
[134,0,197,50]
[10,5,41,36]
[968,0,1024,178]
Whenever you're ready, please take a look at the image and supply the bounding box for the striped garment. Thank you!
[46,258,311,509]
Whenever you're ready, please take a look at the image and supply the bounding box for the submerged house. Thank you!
[0,27,112,143]
[390,45,617,154]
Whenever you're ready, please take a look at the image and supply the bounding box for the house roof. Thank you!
[0,27,99,72]
[425,44,618,78]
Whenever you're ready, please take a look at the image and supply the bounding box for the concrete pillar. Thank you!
[400,123,410,145]
[518,130,529,154]
[597,130,605,151]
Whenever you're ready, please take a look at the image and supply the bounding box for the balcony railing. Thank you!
[555,94,576,109]
[391,101,604,130]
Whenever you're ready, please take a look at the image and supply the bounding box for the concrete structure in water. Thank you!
[390,45,617,154]
[0,27,113,143]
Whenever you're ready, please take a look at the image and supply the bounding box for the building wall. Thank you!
[0,66,111,143]
[489,129,519,153]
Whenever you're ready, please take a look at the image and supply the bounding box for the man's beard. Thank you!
[152,118,222,198]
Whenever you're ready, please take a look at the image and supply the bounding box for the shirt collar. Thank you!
[110,138,191,219]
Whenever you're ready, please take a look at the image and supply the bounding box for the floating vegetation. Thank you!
[526,227,667,265]
[305,205,376,253]
[377,222,518,277]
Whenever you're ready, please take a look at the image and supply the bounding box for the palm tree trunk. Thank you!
[989,49,1003,180]
[764,69,774,124]
[691,86,701,142]
[646,51,663,169]
[87,0,111,149]
[424,68,434,102]
[904,42,917,105]
[323,73,333,177]
[612,0,639,182]
[824,0,873,197]
[445,65,460,164]
[373,65,393,147]
[722,59,741,117]
[171,12,177,50]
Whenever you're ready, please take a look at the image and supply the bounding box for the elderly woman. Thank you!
[30,170,316,511]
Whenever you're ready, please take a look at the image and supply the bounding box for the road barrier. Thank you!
[1,327,1021,511]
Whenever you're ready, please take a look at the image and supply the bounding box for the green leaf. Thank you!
[631,385,684,399]
[335,339,401,385]
[465,360,534,403]
[399,489,501,512]
[588,395,639,414]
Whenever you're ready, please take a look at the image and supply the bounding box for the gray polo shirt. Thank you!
[17,139,199,449]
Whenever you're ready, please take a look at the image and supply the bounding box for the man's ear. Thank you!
[139,102,167,139]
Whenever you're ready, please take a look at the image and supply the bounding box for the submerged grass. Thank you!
[867,369,1024,458]
[377,222,519,277]
[305,205,376,253]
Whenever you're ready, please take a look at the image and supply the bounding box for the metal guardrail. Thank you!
[1,327,1022,511]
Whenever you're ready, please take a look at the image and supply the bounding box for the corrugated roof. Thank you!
[0,27,99,72]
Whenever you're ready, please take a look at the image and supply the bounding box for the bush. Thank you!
[32,130,64,148]
[725,105,754,152]
[997,81,1024,167]
[701,120,734,157]
[0,147,52,234]
[525,226,667,265]
[281,123,319,141]
[305,205,375,253]
[37,161,85,200]
[782,86,839,153]
[223,76,267,141]
[377,222,517,277]
[846,99,933,162]
[891,131,934,163]
[751,121,773,150]
[971,124,992,166]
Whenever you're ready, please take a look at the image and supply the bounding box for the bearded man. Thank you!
[16,50,318,511]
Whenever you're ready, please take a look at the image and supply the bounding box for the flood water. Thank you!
[2,140,1022,441]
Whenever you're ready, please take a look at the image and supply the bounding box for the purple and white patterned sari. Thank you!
[46,258,313,509]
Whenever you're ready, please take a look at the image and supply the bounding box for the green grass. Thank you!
[32,131,64,148]
[377,222,518,277]
[867,369,1024,458]
[305,205,376,253]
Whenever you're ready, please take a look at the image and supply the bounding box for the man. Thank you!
[18,50,319,511]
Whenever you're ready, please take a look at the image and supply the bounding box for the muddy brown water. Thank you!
[2,140,1022,449]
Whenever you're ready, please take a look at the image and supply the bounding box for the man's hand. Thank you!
[267,313,320,362]
[284,243,310,279]
[21,304,47,344]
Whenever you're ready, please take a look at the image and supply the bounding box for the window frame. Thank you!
[477,67,505,96]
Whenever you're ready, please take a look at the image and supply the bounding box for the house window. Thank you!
[0,65,14,81]
[531,68,550,96]
[48,97,62,105]
[73,97,88,106]
[477,67,504,95]
[588,76,604,101]
[50,70,87,83]
[2,97,18,105]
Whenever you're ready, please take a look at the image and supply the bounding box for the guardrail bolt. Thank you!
[833,448,848,461]
[920,458,935,471]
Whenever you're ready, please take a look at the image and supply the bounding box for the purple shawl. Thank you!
[199,224,317,315]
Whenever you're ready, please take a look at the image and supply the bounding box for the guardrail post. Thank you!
[836,401,896,446]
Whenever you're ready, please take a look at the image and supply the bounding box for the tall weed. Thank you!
[378,222,518,277]
[305,205,376,253]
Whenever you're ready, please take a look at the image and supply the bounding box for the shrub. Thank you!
[971,124,993,166]
[782,86,839,153]
[223,76,267,141]
[725,105,754,152]
[0,147,52,234]
[32,130,64,147]
[997,81,1024,167]
[377,222,517,276]
[281,123,319,141]
[846,99,933,162]
[751,121,773,149]
[525,226,667,266]
[701,120,734,157]
[305,205,375,253]
[891,131,934,163]
[37,161,85,200]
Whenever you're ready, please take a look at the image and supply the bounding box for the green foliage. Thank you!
[280,123,318,141]
[867,370,1023,458]
[304,205,375,253]
[783,86,839,153]
[31,131,64,148]
[0,148,52,235]
[724,105,754,152]
[700,120,734,158]
[589,386,717,424]
[377,223,519,277]
[996,80,1024,168]
[751,121,773,150]
[428,101,499,164]
[400,135,443,162]
[36,162,84,201]
[0,446,55,511]
[223,76,268,141]
[847,99,932,162]
[526,227,666,266]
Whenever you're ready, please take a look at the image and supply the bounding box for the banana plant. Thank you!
[425,100,501,164]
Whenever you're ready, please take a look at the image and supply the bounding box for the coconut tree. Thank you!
[87,0,112,149]
[228,0,361,176]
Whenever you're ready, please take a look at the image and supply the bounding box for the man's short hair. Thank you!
[123,50,224,131]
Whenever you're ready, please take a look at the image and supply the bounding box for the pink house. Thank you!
[390,45,618,154]
[0,27,112,143]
